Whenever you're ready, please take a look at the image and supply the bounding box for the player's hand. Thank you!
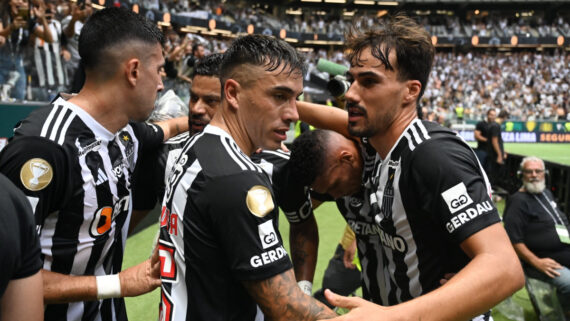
[319,289,388,321]
[119,246,161,297]
[61,49,71,61]
[496,155,504,165]
[0,36,6,46]
[343,240,357,269]
[535,257,561,278]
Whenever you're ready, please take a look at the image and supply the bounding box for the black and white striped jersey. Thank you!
[133,136,312,228]
[349,119,499,309]
[158,125,292,321]
[132,131,189,211]
[251,150,313,224]
[0,97,164,321]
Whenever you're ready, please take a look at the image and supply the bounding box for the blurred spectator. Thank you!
[61,0,92,93]
[32,6,66,100]
[503,156,570,318]
[487,109,508,188]
[0,0,53,100]
[474,109,495,171]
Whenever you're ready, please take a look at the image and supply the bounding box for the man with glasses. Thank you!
[503,156,570,317]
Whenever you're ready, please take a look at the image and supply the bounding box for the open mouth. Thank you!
[274,128,288,141]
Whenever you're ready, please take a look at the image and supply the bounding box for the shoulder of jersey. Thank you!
[193,133,265,177]
[251,149,290,165]
[14,102,84,148]
[13,103,57,137]
[165,132,189,145]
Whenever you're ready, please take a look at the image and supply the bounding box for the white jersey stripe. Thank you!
[229,141,258,172]
[409,124,423,147]
[403,132,416,152]
[260,149,290,160]
[58,110,77,145]
[221,138,247,170]
[40,104,60,137]
[49,106,69,141]
[416,121,431,140]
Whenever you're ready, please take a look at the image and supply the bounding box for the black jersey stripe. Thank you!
[221,136,253,171]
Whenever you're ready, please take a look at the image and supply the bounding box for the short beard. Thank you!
[348,123,376,138]
[524,180,545,194]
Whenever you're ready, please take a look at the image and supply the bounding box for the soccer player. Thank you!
[158,34,336,321]
[0,173,43,321]
[0,8,188,321]
[296,14,524,321]
[130,53,224,233]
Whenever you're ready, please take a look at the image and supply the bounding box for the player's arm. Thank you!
[243,268,336,320]
[296,101,351,138]
[43,246,160,303]
[1,272,43,321]
[289,214,319,293]
[155,116,189,141]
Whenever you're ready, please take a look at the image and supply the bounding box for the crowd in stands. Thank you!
[1,0,570,123]
[423,51,570,122]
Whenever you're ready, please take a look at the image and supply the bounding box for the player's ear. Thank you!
[126,58,140,87]
[224,79,240,111]
[404,80,421,104]
[339,150,354,165]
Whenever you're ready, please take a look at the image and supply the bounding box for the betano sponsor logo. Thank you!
[250,246,288,268]
[348,219,382,236]
[446,201,494,233]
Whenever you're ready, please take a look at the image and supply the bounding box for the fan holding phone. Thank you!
[0,0,53,100]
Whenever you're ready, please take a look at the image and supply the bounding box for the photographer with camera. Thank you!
[0,0,53,100]
[177,41,205,84]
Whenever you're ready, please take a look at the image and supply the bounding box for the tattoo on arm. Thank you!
[242,269,336,321]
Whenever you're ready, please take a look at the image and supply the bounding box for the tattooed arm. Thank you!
[290,214,319,286]
[242,268,337,320]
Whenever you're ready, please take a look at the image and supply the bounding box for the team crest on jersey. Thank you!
[20,158,53,191]
[246,185,274,217]
[118,131,135,165]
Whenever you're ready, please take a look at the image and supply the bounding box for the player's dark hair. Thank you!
[192,53,223,79]
[346,13,434,100]
[220,34,306,92]
[79,7,164,71]
[289,129,331,187]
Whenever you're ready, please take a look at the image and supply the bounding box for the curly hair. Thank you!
[289,129,332,187]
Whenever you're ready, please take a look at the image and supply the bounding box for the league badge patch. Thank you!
[246,185,275,217]
[20,158,53,191]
